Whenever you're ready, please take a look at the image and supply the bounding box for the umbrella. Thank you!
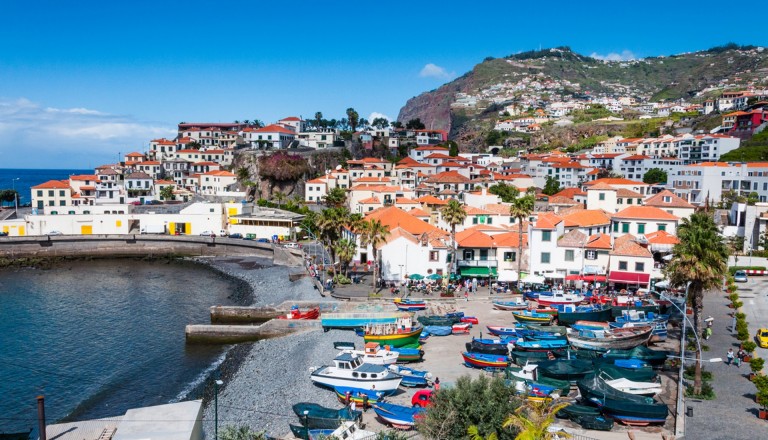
[449,273,461,280]
[408,274,424,280]
[497,270,519,282]
[427,274,442,280]
[522,274,545,284]
[655,280,670,289]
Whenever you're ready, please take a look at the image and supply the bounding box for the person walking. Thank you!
[434,377,440,391]
[726,348,735,365]
[737,348,746,368]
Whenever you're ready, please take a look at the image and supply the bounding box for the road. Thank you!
[739,275,768,363]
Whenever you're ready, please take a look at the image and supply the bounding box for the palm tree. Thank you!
[502,400,570,440]
[665,212,728,394]
[467,425,499,440]
[440,199,467,276]
[334,238,357,277]
[235,167,250,182]
[315,111,323,129]
[323,187,348,208]
[359,219,390,289]
[273,191,286,208]
[509,188,536,287]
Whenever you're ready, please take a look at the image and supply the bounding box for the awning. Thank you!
[460,267,498,277]
[565,274,607,282]
[497,270,519,282]
[608,271,651,285]
[522,274,545,284]
[543,271,565,279]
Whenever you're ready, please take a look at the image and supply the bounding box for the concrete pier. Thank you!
[210,301,345,323]
[185,319,322,344]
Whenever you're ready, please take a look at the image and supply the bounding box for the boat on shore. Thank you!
[373,402,425,428]
[310,352,402,393]
[417,315,460,326]
[452,322,471,334]
[492,298,529,310]
[339,342,399,365]
[462,352,510,370]
[363,316,424,348]
[389,365,432,387]
[603,376,662,396]
[512,310,553,324]
[277,306,320,320]
[577,374,668,425]
[334,386,384,406]
[535,359,595,382]
[567,326,653,351]
[395,346,424,363]
[292,402,363,430]
[487,325,522,336]
[536,291,586,307]
[423,325,452,336]
[513,339,569,352]
[321,312,411,330]
[393,298,427,311]
[557,304,612,326]
[466,339,510,356]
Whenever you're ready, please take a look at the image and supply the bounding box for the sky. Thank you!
[0,0,765,169]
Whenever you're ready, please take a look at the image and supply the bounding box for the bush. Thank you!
[733,300,744,309]
[729,293,740,302]
[686,382,716,400]
[743,341,758,354]
[751,357,766,374]
[684,365,713,381]
[738,329,750,341]
[735,312,747,320]
[333,274,351,285]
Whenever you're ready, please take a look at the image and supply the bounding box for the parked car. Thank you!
[0,231,8,237]
[256,238,270,243]
[199,231,216,237]
[130,201,142,205]
[734,270,748,283]
[219,230,228,237]
[229,233,243,239]
[47,230,63,236]
[244,233,257,240]
[411,390,433,407]
[757,328,768,348]
[283,242,301,249]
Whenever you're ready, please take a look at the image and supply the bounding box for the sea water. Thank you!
[0,259,245,433]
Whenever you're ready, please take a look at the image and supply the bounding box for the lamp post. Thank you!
[214,379,224,440]
[12,177,20,216]
[302,228,325,286]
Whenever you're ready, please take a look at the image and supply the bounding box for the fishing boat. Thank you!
[466,339,510,356]
[339,342,399,365]
[567,326,653,351]
[556,304,612,326]
[557,403,601,419]
[512,310,553,324]
[462,352,510,370]
[292,402,363,430]
[523,290,550,300]
[597,364,657,382]
[611,310,669,342]
[571,414,615,431]
[321,312,412,330]
[577,374,669,425]
[536,291,586,307]
[393,297,427,311]
[452,322,471,334]
[334,386,384,406]
[333,341,355,350]
[310,352,402,393]
[509,349,562,366]
[487,325,522,336]
[277,306,320,320]
[609,302,661,318]
[603,377,662,396]
[373,402,425,428]
[290,420,374,440]
[536,359,595,382]
[363,316,423,348]
[522,323,568,335]
[534,307,559,316]
[492,298,529,310]
[571,320,610,332]
[389,365,432,387]
[513,339,569,352]
[509,379,562,402]
[423,325,452,336]
[505,364,571,396]
[595,346,669,368]
[417,315,459,326]
[396,346,425,363]
[461,316,479,324]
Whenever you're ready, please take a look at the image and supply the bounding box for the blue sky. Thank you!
[0,0,765,168]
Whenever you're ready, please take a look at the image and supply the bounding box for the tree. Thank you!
[510,189,536,286]
[416,375,520,440]
[643,168,668,184]
[727,235,745,264]
[542,176,561,196]
[468,425,499,440]
[317,208,350,278]
[160,185,175,201]
[489,183,520,203]
[665,212,728,395]
[236,167,251,182]
[371,117,390,129]
[334,238,357,277]
[323,187,348,208]
[0,189,18,206]
[186,141,203,150]
[406,118,426,130]
[446,140,459,157]
[359,219,390,289]
[759,227,768,251]
[219,425,266,440]
[346,108,360,132]
[440,200,467,275]
[502,400,570,440]
[315,111,323,129]
[273,191,286,208]
[391,121,403,129]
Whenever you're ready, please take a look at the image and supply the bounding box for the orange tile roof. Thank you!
[408,208,430,217]
[464,206,495,215]
[364,206,445,236]
[70,174,99,181]
[614,206,679,221]
[152,138,175,145]
[562,210,611,227]
[247,124,296,135]
[622,155,651,161]
[33,180,70,189]
[456,229,495,248]
[413,145,448,151]
[558,229,587,247]
[395,197,420,205]
[534,212,563,229]
[424,171,470,183]
[644,190,695,209]
[306,177,328,184]
[586,178,647,187]
[359,196,381,204]
[280,116,302,121]
[611,236,652,257]
[551,161,588,169]
[397,157,420,166]
[554,188,587,198]
[424,153,454,159]
[616,188,644,198]
[482,204,513,215]
[587,182,617,191]
[548,195,580,205]
[492,231,527,248]
[645,230,680,245]
[586,233,613,249]
[417,195,448,205]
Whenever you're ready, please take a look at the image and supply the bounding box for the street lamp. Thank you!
[12,177,20,216]
[302,227,325,286]
[214,379,224,440]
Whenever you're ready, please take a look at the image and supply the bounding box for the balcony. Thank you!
[458,259,498,268]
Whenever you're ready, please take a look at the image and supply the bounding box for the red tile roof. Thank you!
[33,180,70,189]
[534,213,563,229]
[643,190,695,209]
[613,206,679,221]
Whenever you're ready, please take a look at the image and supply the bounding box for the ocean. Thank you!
[0,260,246,435]
[0,169,92,207]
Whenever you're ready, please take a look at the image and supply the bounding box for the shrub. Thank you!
[751,357,766,375]
[729,266,766,274]
[733,300,744,309]
[729,293,740,302]
[684,365,713,381]
[735,312,747,320]
[686,382,716,400]
[738,329,750,341]
[743,341,758,354]
[736,320,749,332]
[333,274,351,284]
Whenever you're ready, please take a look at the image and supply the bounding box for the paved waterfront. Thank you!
[684,283,768,439]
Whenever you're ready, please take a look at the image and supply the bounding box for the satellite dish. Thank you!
[336,165,342,170]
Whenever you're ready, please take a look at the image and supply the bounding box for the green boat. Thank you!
[417,315,460,326]
[577,374,668,425]
[504,366,571,396]
[597,364,657,382]
[510,349,565,366]
[572,414,614,431]
[523,324,568,335]
[536,359,595,382]
[557,305,613,326]
[557,403,601,419]
[597,346,669,368]
[610,304,660,318]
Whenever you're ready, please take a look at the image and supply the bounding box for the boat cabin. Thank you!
[364,342,382,354]
[333,353,364,370]
[331,353,388,379]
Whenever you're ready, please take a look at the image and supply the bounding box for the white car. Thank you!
[734,270,748,283]
[199,231,216,237]
[47,230,64,236]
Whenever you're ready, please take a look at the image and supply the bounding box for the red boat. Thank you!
[277,307,320,320]
[452,323,471,334]
[461,316,479,325]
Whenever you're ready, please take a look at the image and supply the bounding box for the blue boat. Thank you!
[373,402,425,428]
[333,386,384,405]
[487,325,522,336]
[445,311,465,319]
[396,346,424,363]
[423,325,452,336]
[462,352,510,369]
[614,359,649,369]
[514,339,569,352]
[390,365,431,387]
[520,330,567,341]
[321,312,412,330]
[611,311,669,342]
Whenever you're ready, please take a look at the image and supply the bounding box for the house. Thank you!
[149,138,178,160]
[378,227,450,283]
[611,206,680,237]
[409,146,449,163]
[198,170,237,195]
[31,180,73,214]
[528,213,565,276]
[278,116,305,133]
[241,124,296,149]
[607,234,653,288]
[125,172,154,200]
[643,190,695,219]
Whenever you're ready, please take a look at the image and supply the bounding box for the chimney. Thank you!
[37,396,46,440]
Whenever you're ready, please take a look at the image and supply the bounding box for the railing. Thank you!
[457,259,498,267]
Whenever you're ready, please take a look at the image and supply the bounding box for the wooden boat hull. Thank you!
[373,402,425,428]
[487,325,520,336]
[277,307,320,320]
[462,352,510,369]
[321,312,410,329]
[577,375,668,425]
[512,312,553,324]
[567,326,653,351]
[417,316,459,326]
[396,347,424,363]
[334,386,383,406]
[558,307,613,326]
[536,359,595,382]
[395,303,427,311]
[452,323,471,334]
[364,325,423,348]
[292,403,362,430]
[492,300,528,310]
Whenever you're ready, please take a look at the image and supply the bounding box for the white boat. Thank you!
[310,352,402,393]
[316,422,375,440]
[340,342,399,365]
[536,291,585,306]
[604,377,662,396]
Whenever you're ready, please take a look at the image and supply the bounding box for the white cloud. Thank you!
[368,112,391,123]
[419,63,455,80]
[0,97,175,168]
[589,50,637,62]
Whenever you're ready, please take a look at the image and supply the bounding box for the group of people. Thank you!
[726,347,748,367]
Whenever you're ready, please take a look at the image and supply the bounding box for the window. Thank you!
[585,250,597,260]
[541,252,551,264]
[599,193,605,201]
[627,198,633,205]
[635,262,645,272]
[619,261,628,270]
[621,223,630,233]
[37,190,42,196]
[663,196,671,203]
[48,190,54,197]
[542,231,552,241]
[658,223,667,231]
[637,223,646,234]
[429,251,439,262]
[472,217,478,224]
[613,222,619,232]
[565,250,574,261]
[618,198,623,204]
[463,250,474,260]
[504,251,516,262]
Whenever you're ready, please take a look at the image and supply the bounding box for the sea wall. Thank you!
[0,235,273,259]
